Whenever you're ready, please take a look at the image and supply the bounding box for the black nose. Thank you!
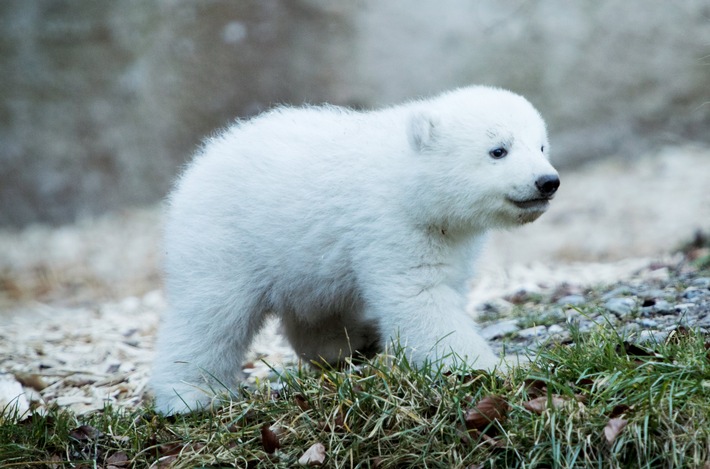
[535,174,560,197]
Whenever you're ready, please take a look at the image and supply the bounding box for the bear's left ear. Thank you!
[407,111,439,152]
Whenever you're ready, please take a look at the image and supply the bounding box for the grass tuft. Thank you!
[2,323,709,468]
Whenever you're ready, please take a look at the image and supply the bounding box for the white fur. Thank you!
[151,86,558,413]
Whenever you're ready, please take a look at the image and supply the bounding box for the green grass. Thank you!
[2,323,709,468]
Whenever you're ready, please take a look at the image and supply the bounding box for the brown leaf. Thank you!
[157,455,178,468]
[13,372,48,391]
[464,395,509,432]
[576,378,594,388]
[157,442,184,457]
[47,455,62,469]
[460,426,506,449]
[603,417,628,444]
[294,394,310,411]
[69,425,103,441]
[105,451,129,467]
[523,395,570,414]
[298,442,326,466]
[608,404,630,419]
[523,379,548,398]
[261,424,281,454]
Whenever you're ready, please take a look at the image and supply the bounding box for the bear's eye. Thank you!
[489,147,508,159]
[541,146,545,153]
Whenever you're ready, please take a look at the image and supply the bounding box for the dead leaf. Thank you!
[523,379,547,398]
[47,454,62,469]
[298,442,326,466]
[105,451,129,467]
[462,427,506,449]
[69,425,103,441]
[157,442,184,457]
[464,395,509,432]
[575,378,594,389]
[13,372,48,391]
[480,432,506,448]
[603,417,628,444]
[294,394,310,411]
[608,403,630,419]
[157,454,178,468]
[261,423,280,454]
[523,395,570,414]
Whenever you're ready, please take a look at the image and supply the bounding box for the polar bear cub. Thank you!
[151,86,560,414]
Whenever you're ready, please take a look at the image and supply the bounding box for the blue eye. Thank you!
[489,147,507,159]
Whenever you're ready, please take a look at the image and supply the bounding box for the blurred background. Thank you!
[1,0,709,303]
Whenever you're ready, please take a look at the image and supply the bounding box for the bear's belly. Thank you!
[265,265,363,322]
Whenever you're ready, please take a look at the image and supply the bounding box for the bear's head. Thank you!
[406,86,559,232]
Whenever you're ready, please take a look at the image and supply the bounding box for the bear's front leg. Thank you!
[365,280,500,371]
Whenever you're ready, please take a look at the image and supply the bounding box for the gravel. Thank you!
[477,265,710,357]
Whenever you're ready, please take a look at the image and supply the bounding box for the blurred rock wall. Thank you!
[1,0,708,227]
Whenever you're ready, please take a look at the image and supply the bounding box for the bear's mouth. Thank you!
[507,197,551,210]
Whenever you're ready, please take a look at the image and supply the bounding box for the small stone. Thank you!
[621,323,641,335]
[690,277,710,288]
[537,308,566,325]
[639,289,666,301]
[683,287,702,301]
[637,330,669,343]
[0,375,30,417]
[480,319,520,340]
[576,320,595,333]
[547,324,565,335]
[695,314,710,327]
[602,287,633,301]
[674,303,695,314]
[638,318,658,328]
[556,294,585,306]
[517,325,547,339]
[653,300,672,313]
[605,297,636,317]
[477,298,514,317]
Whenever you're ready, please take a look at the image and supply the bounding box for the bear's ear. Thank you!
[407,112,439,152]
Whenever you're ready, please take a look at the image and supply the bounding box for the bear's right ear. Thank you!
[407,112,439,152]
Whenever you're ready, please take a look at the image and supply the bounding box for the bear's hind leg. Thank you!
[151,297,266,414]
